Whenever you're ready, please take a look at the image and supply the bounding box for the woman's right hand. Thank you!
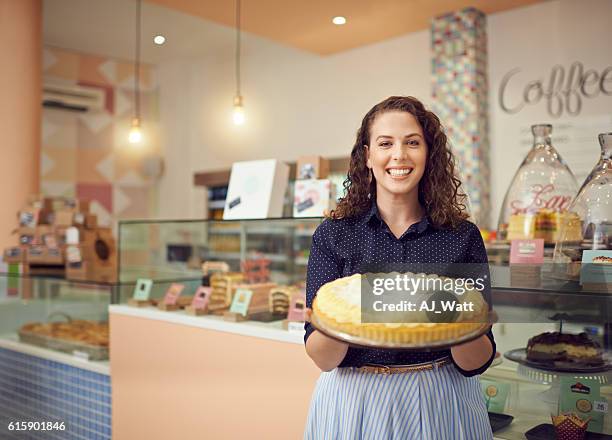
[304,307,349,372]
[304,307,313,323]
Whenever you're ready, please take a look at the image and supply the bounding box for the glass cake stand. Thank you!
[505,348,612,406]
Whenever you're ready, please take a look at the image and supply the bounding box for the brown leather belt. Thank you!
[355,357,451,375]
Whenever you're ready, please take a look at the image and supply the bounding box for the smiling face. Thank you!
[365,111,428,201]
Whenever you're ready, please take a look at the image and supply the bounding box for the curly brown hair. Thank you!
[330,96,469,228]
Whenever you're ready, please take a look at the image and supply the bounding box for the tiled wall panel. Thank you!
[0,348,110,440]
[431,8,491,226]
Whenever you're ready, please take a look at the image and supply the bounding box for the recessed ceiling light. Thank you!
[153,35,166,45]
[332,16,346,25]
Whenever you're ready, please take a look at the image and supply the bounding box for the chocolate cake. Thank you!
[526,332,603,365]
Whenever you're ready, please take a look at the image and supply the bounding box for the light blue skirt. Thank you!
[304,362,493,440]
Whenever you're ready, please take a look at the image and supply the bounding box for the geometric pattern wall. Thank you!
[431,8,491,227]
[42,47,160,226]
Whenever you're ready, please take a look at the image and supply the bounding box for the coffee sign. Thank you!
[499,62,612,118]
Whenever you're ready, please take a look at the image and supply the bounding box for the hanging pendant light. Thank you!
[129,0,143,144]
[232,0,245,125]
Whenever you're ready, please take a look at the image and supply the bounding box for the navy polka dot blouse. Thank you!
[304,202,496,377]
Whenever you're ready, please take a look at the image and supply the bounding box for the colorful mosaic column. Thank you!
[431,8,490,227]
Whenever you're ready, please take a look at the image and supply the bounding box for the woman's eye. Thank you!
[406,140,420,147]
[378,142,392,148]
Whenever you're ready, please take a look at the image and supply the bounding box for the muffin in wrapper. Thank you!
[551,413,591,440]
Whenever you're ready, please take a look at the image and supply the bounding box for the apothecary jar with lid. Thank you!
[553,132,612,278]
[497,124,579,244]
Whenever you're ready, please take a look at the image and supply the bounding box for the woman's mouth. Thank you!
[386,167,413,178]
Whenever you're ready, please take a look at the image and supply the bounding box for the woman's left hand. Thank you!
[450,332,494,372]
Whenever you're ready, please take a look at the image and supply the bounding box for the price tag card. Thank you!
[287,321,305,333]
[480,379,510,413]
[162,283,185,306]
[229,288,253,316]
[287,292,306,322]
[133,279,153,301]
[594,401,609,413]
[510,239,544,264]
[191,286,212,310]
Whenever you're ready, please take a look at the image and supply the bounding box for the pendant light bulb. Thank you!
[232,95,245,125]
[129,118,143,144]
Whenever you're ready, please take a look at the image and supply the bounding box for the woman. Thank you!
[304,96,495,439]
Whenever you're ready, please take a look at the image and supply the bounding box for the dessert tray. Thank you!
[504,348,612,374]
[18,329,109,361]
[18,315,109,361]
[309,311,492,350]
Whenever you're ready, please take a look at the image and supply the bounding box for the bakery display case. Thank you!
[110,215,612,439]
[117,217,321,306]
[0,273,115,440]
[0,273,114,360]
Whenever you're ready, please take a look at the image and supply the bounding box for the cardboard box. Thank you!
[13,227,36,245]
[54,210,75,227]
[73,212,86,226]
[18,209,40,228]
[64,198,90,214]
[26,246,64,265]
[293,179,336,217]
[35,225,53,236]
[84,214,98,229]
[27,195,53,212]
[3,246,27,264]
[223,159,289,220]
[296,156,330,179]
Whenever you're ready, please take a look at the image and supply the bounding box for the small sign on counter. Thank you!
[128,278,153,307]
[186,286,212,316]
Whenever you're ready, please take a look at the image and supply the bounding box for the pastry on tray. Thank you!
[312,273,490,347]
[526,331,603,366]
[20,320,109,347]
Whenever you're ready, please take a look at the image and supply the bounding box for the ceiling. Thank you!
[43,0,549,64]
[146,0,549,55]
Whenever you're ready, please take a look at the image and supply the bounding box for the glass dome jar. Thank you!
[553,133,612,279]
[497,124,579,244]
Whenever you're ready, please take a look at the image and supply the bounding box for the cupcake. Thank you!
[551,413,590,440]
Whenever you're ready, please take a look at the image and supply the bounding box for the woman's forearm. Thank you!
[305,330,349,372]
[450,333,493,371]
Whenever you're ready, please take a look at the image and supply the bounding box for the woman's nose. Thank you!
[391,144,408,161]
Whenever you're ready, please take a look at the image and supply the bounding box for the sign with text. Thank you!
[191,286,212,311]
[229,288,253,317]
[162,283,185,306]
[498,62,612,118]
[133,279,153,301]
[510,239,544,264]
[287,292,306,322]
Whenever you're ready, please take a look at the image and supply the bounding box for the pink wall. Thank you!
[0,0,42,250]
[110,313,321,439]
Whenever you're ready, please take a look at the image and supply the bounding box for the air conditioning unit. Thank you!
[42,82,105,112]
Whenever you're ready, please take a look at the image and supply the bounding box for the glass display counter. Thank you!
[0,273,114,440]
[111,217,612,439]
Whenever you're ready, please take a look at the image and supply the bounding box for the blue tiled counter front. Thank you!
[0,347,111,440]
